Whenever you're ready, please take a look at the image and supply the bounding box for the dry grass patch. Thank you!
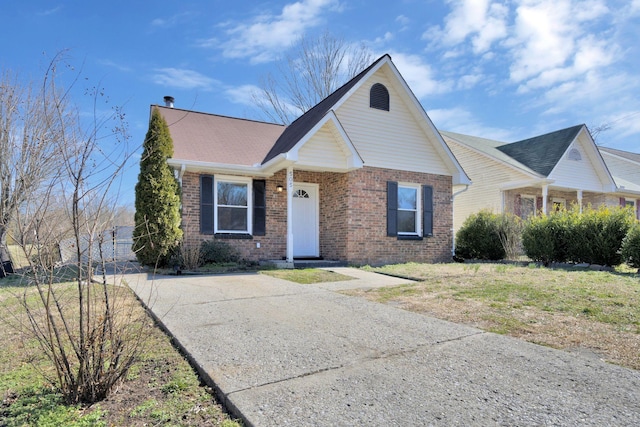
[0,276,242,426]
[349,263,640,370]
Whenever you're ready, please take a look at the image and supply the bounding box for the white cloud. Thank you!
[425,0,508,54]
[508,0,611,89]
[215,0,340,64]
[391,52,453,98]
[152,68,218,90]
[224,84,261,106]
[428,107,515,141]
[395,15,410,31]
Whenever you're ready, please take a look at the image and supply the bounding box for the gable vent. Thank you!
[567,148,582,161]
[370,83,390,111]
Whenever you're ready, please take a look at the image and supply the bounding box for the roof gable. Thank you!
[281,111,363,171]
[496,124,583,176]
[261,54,389,164]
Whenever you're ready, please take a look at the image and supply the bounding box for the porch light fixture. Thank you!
[276,184,284,192]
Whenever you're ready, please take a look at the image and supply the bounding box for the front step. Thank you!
[265,259,347,269]
[293,259,347,269]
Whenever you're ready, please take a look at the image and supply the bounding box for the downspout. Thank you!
[451,184,470,257]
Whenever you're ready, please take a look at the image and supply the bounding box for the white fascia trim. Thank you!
[500,179,555,191]
[167,159,274,177]
[286,110,364,170]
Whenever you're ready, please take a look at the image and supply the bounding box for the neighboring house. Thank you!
[599,146,640,220]
[155,54,470,266]
[442,124,638,232]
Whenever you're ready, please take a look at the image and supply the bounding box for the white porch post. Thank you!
[542,185,548,214]
[286,167,294,263]
[577,189,583,213]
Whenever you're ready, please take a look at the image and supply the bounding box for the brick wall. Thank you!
[180,166,453,265]
[343,167,452,265]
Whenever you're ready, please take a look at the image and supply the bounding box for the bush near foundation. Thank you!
[200,240,240,264]
[522,205,634,267]
[522,209,571,266]
[622,223,640,269]
[455,211,506,261]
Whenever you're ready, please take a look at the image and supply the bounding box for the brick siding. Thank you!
[180,166,453,265]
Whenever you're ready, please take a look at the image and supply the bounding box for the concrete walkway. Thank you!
[125,268,640,426]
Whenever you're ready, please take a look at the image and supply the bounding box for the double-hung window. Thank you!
[215,176,252,233]
[387,181,433,239]
[397,184,421,235]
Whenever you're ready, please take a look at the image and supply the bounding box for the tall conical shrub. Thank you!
[132,107,182,266]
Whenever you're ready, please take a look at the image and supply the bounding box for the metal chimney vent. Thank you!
[163,96,175,108]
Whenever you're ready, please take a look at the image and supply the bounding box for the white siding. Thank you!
[296,124,348,170]
[446,138,531,231]
[602,153,640,192]
[549,136,607,191]
[335,68,450,175]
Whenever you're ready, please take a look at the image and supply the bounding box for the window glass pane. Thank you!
[398,187,416,210]
[218,207,248,231]
[217,182,247,206]
[521,197,535,219]
[398,211,416,233]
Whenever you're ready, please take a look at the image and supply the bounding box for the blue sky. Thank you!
[3,0,640,206]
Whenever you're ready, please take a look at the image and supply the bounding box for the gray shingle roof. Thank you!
[496,124,584,176]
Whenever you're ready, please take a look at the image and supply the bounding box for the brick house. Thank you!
[154,54,470,266]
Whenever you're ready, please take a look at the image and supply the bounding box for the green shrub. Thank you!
[522,213,565,266]
[200,240,240,264]
[523,205,634,267]
[622,223,640,269]
[455,211,505,260]
[566,206,633,266]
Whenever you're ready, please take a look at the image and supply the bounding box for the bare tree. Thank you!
[588,122,612,143]
[2,54,148,404]
[0,66,69,276]
[253,31,374,124]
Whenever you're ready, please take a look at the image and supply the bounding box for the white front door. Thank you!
[292,183,319,257]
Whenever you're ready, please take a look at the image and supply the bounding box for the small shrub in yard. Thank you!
[200,240,240,264]
[455,210,505,260]
[566,206,634,266]
[495,212,524,260]
[622,223,640,269]
[522,211,570,266]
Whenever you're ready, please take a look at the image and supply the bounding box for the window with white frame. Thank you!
[397,184,421,235]
[215,176,252,233]
[520,195,536,219]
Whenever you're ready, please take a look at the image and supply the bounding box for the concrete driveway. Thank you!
[126,268,640,426]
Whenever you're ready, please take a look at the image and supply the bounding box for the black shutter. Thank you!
[253,180,266,236]
[201,175,214,234]
[387,181,398,236]
[423,185,433,237]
